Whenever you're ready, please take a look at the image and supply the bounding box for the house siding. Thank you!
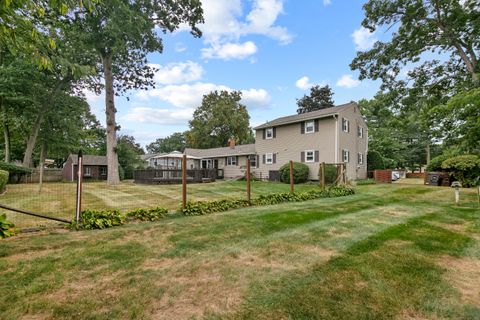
[337,105,368,180]
[255,116,336,180]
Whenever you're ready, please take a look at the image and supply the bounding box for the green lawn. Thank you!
[0,184,479,319]
[0,180,319,228]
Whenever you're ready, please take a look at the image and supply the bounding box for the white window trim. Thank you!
[227,156,236,166]
[265,128,273,139]
[342,118,349,133]
[84,166,91,176]
[358,126,363,138]
[358,152,364,165]
[343,149,350,163]
[305,120,315,134]
[305,150,315,163]
[266,153,274,164]
[100,167,107,175]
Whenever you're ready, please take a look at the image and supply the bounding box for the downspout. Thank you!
[334,115,338,163]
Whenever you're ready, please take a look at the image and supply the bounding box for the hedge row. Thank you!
[180,185,355,216]
[0,162,32,175]
[0,170,9,193]
[72,206,169,230]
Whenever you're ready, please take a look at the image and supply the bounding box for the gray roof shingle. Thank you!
[69,154,108,166]
[253,102,356,130]
[185,144,255,158]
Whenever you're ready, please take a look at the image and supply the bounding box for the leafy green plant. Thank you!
[0,170,9,193]
[127,207,168,221]
[0,162,32,175]
[0,214,15,238]
[279,162,309,184]
[442,155,480,187]
[73,209,125,230]
[180,185,355,216]
[322,164,338,184]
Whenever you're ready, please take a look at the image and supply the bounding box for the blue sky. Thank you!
[86,0,382,147]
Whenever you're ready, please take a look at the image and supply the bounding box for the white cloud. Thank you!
[175,42,187,53]
[197,0,292,60]
[336,74,361,88]
[241,88,271,107]
[323,0,332,6]
[352,27,377,51]
[295,76,313,90]
[201,41,258,60]
[122,107,195,125]
[138,82,271,109]
[149,61,203,85]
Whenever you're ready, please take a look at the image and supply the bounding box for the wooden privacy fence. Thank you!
[134,168,217,184]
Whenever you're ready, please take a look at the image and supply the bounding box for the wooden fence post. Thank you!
[182,154,187,209]
[289,160,294,194]
[320,162,326,190]
[75,150,83,224]
[246,157,251,204]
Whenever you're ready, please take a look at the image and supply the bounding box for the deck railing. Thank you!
[133,168,217,184]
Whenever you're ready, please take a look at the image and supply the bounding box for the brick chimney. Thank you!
[228,138,236,149]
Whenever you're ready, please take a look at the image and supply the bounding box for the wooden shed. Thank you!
[62,154,108,181]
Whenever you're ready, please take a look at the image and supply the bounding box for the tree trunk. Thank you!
[38,143,45,193]
[426,140,431,165]
[22,79,67,168]
[102,54,120,185]
[0,97,10,163]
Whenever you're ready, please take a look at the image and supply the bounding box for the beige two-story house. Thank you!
[253,102,368,181]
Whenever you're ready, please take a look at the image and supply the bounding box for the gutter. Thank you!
[334,115,339,163]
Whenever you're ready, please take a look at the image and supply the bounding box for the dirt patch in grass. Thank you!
[150,261,244,320]
[439,255,480,306]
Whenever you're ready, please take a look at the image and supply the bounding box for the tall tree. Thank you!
[146,132,187,154]
[296,85,334,114]
[117,135,145,179]
[187,91,254,149]
[351,0,480,87]
[69,0,203,185]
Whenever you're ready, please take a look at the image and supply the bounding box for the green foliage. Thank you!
[441,155,480,187]
[0,162,31,174]
[0,170,9,193]
[367,150,395,170]
[322,164,338,184]
[187,90,254,149]
[355,179,376,185]
[296,85,335,114]
[127,207,168,222]
[0,214,15,238]
[427,154,452,172]
[75,209,125,230]
[180,185,355,216]
[146,132,187,154]
[279,162,309,184]
[117,135,145,180]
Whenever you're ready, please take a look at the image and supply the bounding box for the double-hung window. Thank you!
[227,156,237,166]
[265,153,274,164]
[358,126,364,138]
[358,153,364,165]
[249,155,257,168]
[305,150,315,162]
[265,128,273,139]
[342,118,350,133]
[100,167,107,176]
[305,120,315,134]
[342,149,350,163]
[84,166,91,176]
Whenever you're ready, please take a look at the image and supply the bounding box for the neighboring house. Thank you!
[253,102,368,181]
[185,141,257,179]
[62,154,108,181]
[142,151,199,170]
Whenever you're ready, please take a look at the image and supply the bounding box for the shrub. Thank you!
[0,162,32,174]
[180,185,355,216]
[127,207,168,221]
[0,170,8,193]
[0,214,15,238]
[74,209,125,230]
[442,155,480,187]
[279,162,309,184]
[321,164,338,184]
